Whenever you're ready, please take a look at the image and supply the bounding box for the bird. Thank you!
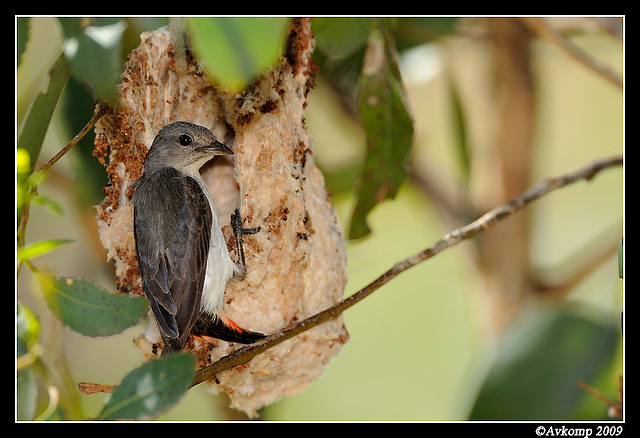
[132,121,264,356]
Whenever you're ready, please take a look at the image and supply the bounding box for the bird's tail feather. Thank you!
[192,315,266,344]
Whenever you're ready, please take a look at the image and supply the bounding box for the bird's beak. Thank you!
[199,139,234,155]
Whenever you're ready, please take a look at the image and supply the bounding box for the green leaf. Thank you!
[58,17,126,106]
[394,17,460,49]
[29,192,65,216]
[17,17,30,66]
[17,238,74,263]
[60,76,111,207]
[17,54,71,174]
[17,301,41,353]
[469,303,620,420]
[313,17,371,58]
[350,20,414,239]
[187,17,290,92]
[97,353,195,420]
[447,73,471,185]
[38,275,148,337]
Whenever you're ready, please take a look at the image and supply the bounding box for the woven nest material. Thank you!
[93,18,349,417]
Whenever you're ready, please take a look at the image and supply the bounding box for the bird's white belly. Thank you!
[194,177,239,317]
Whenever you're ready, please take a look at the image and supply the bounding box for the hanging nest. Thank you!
[92,18,349,417]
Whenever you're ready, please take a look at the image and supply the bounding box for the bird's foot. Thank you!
[231,208,260,274]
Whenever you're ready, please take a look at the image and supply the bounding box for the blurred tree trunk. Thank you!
[480,18,535,331]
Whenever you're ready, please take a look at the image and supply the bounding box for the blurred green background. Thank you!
[16,17,623,421]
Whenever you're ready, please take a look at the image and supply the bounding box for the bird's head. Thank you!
[144,121,233,175]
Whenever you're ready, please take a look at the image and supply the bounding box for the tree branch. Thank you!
[37,103,108,175]
[521,17,623,89]
[79,155,622,394]
[190,154,623,387]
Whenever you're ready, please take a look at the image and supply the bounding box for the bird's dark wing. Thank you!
[133,167,211,354]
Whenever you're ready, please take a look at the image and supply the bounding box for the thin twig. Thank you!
[17,103,108,272]
[576,379,622,418]
[190,155,623,387]
[77,382,117,395]
[521,17,622,89]
[37,103,108,175]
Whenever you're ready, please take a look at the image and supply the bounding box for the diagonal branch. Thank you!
[190,154,623,387]
[521,17,623,89]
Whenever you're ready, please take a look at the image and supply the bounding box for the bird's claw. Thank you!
[231,208,261,271]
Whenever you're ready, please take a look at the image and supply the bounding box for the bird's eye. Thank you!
[179,134,193,146]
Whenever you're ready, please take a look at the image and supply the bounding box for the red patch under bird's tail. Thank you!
[192,315,266,344]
